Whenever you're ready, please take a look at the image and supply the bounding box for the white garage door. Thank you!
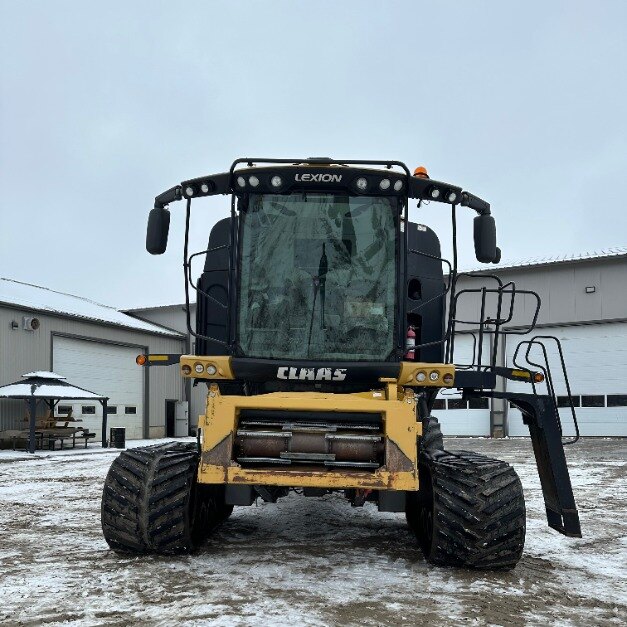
[53,336,144,440]
[434,333,491,436]
[506,323,627,437]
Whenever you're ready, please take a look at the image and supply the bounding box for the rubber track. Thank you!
[414,449,526,569]
[101,442,211,555]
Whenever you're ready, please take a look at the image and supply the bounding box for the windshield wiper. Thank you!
[306,243,329,357]
[319,243,328,329]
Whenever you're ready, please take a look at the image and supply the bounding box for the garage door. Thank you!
[434,332,491,436]
[53,336,144,440]
[506,323,627,437]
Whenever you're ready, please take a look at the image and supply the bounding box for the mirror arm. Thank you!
[154,185,183,209]
[460,191,491,216]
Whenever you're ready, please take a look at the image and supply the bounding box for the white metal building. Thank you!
[129,248,627,439]
[0,278,187,441]
[437,248,627,438]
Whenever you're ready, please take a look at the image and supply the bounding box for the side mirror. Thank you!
[473,215,497,263]
[146,207,170,255]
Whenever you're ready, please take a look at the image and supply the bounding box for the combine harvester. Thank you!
[102,158,581,568]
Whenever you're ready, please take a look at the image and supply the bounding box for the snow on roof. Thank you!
[22,371,66,380]
[463,246,627,274]
[125,301,196,313]
[0,372,106,400]
[0,278,184,338]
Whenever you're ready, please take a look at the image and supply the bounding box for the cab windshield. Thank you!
[237,193,397,361]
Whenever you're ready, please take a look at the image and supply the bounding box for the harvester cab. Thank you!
[102,157,581,569]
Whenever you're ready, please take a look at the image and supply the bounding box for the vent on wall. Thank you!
[22,316,40,331]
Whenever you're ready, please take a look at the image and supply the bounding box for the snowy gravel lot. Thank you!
[0,438,625,626]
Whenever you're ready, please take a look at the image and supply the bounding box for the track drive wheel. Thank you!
[420,415,444,454]
[101,442,232,555]
[407,450,526,569]
[407,415,444,530]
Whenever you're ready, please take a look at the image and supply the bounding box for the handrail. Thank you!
[513,336,580,445]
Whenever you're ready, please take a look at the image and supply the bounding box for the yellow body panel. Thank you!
[197,383,421,491]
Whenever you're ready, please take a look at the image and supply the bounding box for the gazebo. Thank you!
[0,371,109,453]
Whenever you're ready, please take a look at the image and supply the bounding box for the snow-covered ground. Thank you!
[0,438,625,626]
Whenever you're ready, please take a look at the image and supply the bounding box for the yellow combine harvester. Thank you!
[101,157,581,569]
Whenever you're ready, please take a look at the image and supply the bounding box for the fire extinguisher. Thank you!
[405,326,416,360]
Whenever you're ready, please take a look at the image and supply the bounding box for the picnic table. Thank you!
[14,411,96,450]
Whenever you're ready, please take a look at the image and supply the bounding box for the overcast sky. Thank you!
[1,1,626,309]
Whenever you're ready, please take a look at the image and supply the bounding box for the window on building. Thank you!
[581,395,605,408]
[432,399,446,410]
[106,406,117,415]
[125,406,137,415]
[607,395,627,407]
[469,398,489,410]
[557,395,580,408]
[57,405,72,415]
[447,399,468,410]
[82,406,96,415]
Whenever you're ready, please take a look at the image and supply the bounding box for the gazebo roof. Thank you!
[0,371,107,401]
[22,371,67,380]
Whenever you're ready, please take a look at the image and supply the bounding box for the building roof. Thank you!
[0,372,106,400]
[463,246,627,274]
[0,278,184,338]
[125,302,194,313]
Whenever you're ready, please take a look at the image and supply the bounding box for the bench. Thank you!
[6,427,96,451]
[6,430,45,451]
[44,428,96,450]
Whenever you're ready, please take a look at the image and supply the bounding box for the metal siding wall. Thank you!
[0,305,185,436]
[453,258,627,328]
[597,262,627,320]
[147,356,185,437]
[127,305,194,335]
[127,304,205,431]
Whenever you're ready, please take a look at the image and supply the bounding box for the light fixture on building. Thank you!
[22,316,40,331]
[585,286,596,294]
